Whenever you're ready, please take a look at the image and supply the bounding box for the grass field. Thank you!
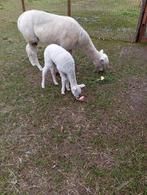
[0,0,147,194]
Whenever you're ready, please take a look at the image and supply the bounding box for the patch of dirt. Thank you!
[23,66,42,87]
[122,76,147,122]
[59,173,93,195]
[0,103,13,114]
[120,45,147,61]
[86,150,116,169]
[52,106,88,130]
[18,166,50,194]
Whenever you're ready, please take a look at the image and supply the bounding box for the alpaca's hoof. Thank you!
[41,84,45,88]
[54,82,59,85]
[38,66,43,71]
[66,88,70,91]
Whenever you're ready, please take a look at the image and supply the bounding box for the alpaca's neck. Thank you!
[79,31,101,64]
[84,39,100,62]
[67,71,77,87]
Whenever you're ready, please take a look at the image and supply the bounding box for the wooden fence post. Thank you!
[67,0,71,16]
[21,0,26,12]
[135,0,147,42]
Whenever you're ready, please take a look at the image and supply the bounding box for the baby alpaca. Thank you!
[42,44,85,99]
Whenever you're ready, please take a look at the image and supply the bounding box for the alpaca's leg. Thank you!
[66,80,70,91]
[26,43,42,71]
[59,72,66,95]
[41,65,49,88]
[50,66,59,85]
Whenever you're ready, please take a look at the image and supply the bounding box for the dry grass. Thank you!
[0,0,147,194]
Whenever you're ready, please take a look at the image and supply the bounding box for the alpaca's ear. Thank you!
[78,84,86,88]
[100,49,104,53]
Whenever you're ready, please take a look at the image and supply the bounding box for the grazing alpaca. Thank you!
[17,10,109,72]
[42,44,85,99]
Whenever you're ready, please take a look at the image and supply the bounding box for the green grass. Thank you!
[0,0,146,194]
[72,0,140,41]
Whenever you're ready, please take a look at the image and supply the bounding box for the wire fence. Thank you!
[0,0,141,42]
[71,0,141,41]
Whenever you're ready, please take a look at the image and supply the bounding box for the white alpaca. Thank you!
[42,44,85,99]
[17,10,109,72]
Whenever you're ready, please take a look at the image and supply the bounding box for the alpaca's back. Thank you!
[17,10,85,50]
[44,44,75,74]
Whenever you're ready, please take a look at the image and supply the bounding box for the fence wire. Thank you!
[71,0,141,41]
[0,0,141,42]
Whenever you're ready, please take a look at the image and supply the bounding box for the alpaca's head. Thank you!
[71,84,85,99]
[95,50,109,72]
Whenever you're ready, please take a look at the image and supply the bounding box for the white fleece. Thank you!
[41,44,85,98]
[17,10,109,71]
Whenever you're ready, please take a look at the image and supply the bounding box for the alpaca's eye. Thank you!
[100,59,105,64]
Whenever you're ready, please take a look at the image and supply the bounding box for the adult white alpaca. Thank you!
[17,10,109,71]
[42,44,85,99]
